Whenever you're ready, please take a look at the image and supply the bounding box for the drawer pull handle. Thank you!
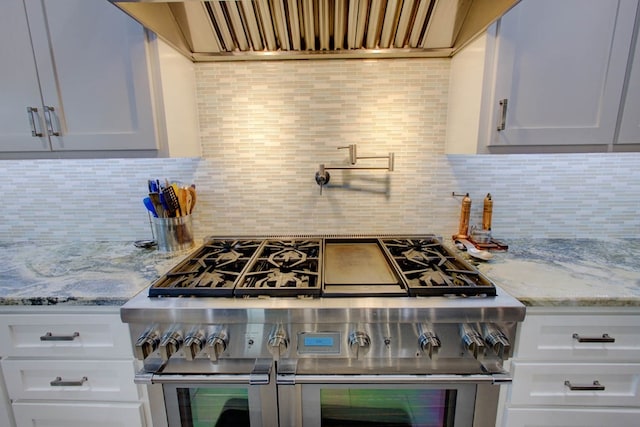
[572,333,615,343]
[40,332,80,341]
[564,380,605,391]
[50,376,88,387]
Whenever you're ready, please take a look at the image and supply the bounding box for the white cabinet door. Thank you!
[618,25,640,145]
[0,313,133,358]
[515,313,640,362]
[12,401,145,427]
[509,362,640,407]
[488,0,638,147]
[0,367,15,427]
[24,0,157,152]
[0,0,50,152]
[503,407,640,427]
[2,359,140,402]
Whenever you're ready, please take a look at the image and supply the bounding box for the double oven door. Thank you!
[162,379,277,426]
[157,368,503,427]
[276,372,505,427]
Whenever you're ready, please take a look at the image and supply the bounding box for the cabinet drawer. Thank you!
[0,313,132,358]
[2,359,140,402]
[503,407,640,427]
[509,361,640,407]
[12,401,145,427]
[515,314,640,361]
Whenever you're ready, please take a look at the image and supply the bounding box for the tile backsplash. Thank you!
[1,59,638,241]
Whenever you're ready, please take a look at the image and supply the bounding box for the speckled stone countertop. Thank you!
[0,239,639,307]
[466,238,640,307]
[0,241,191,306]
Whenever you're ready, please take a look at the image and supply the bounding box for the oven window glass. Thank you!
[176,387,250,427]
[320,388,456,427]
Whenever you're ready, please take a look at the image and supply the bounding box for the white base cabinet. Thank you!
[12,401,145,427]
[504,407,640,427]
[0,308,148,427]
[500,307,640,427]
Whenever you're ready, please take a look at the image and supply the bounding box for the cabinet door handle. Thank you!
[27,107,43,137]
[44,105,61,136]
[40,331,80,341]
[572,333,615,343]
[50,376,88,387]
[564,380,605,391]
[497,98,508,131]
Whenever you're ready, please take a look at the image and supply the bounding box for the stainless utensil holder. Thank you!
[152,215,194,252]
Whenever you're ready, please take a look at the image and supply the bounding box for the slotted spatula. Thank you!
[162,185,181,217]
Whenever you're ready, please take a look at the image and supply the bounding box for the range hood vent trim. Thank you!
[111,0,520,61]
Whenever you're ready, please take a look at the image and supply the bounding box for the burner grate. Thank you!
[381,238,497,297]
[234,239,322,297]
[148,239,263,297]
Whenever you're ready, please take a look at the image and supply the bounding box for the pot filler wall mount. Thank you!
[315,144,394,194]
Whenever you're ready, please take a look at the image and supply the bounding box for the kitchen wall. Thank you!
[1,58,638,242]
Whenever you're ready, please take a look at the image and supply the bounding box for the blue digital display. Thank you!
[304,336,334,347]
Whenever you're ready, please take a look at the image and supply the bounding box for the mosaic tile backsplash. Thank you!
[1,59,638,241]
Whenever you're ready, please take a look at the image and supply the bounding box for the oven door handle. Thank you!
[135,359,272,385]
[276,373,512,385]
[135,372,271,385]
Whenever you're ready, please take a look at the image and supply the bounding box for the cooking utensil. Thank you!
[162,186,181,217]
[177,186,188,216]
[455,239,493,261]
[143,197,158,217]
[148,192,164,217]
[187,185,197,214]
[185,190,193,215]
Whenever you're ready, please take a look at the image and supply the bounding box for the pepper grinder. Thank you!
[457,193,471,239]
[482,193,493,231]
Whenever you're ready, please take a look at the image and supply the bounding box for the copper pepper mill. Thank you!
[482,193,493,231]
[456,193,472,239]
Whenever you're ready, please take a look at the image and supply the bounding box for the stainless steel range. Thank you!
[122,235,525,427]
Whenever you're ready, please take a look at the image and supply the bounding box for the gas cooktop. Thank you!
[148,235,497,298]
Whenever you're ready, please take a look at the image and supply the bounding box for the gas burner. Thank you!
[148,239,263,297]
[267,248,308,268]
[247,269,311,289]
[381,237,496,297]
[235,239,322,297]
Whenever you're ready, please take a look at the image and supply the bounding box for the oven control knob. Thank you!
[483,324,511,359]
[159,330,184,363]
[267,326,289,360]
[459,324,485,359]
[205,331,229,363]
[184,330,206,361]
[134,327,161,360]
[418,331,441,359]
[348,331,371,360]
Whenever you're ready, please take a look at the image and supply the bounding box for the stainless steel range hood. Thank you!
[110,0,519,61]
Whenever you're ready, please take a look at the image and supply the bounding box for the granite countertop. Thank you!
[0,241,191,306]
[468,238,640,307]
[0,239,639,307]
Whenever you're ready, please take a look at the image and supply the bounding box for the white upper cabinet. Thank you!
[447,0,640,153]
[618,29,640,146]
[488,0,638,149]
[0,0,158,156]
[0,0,50,152]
